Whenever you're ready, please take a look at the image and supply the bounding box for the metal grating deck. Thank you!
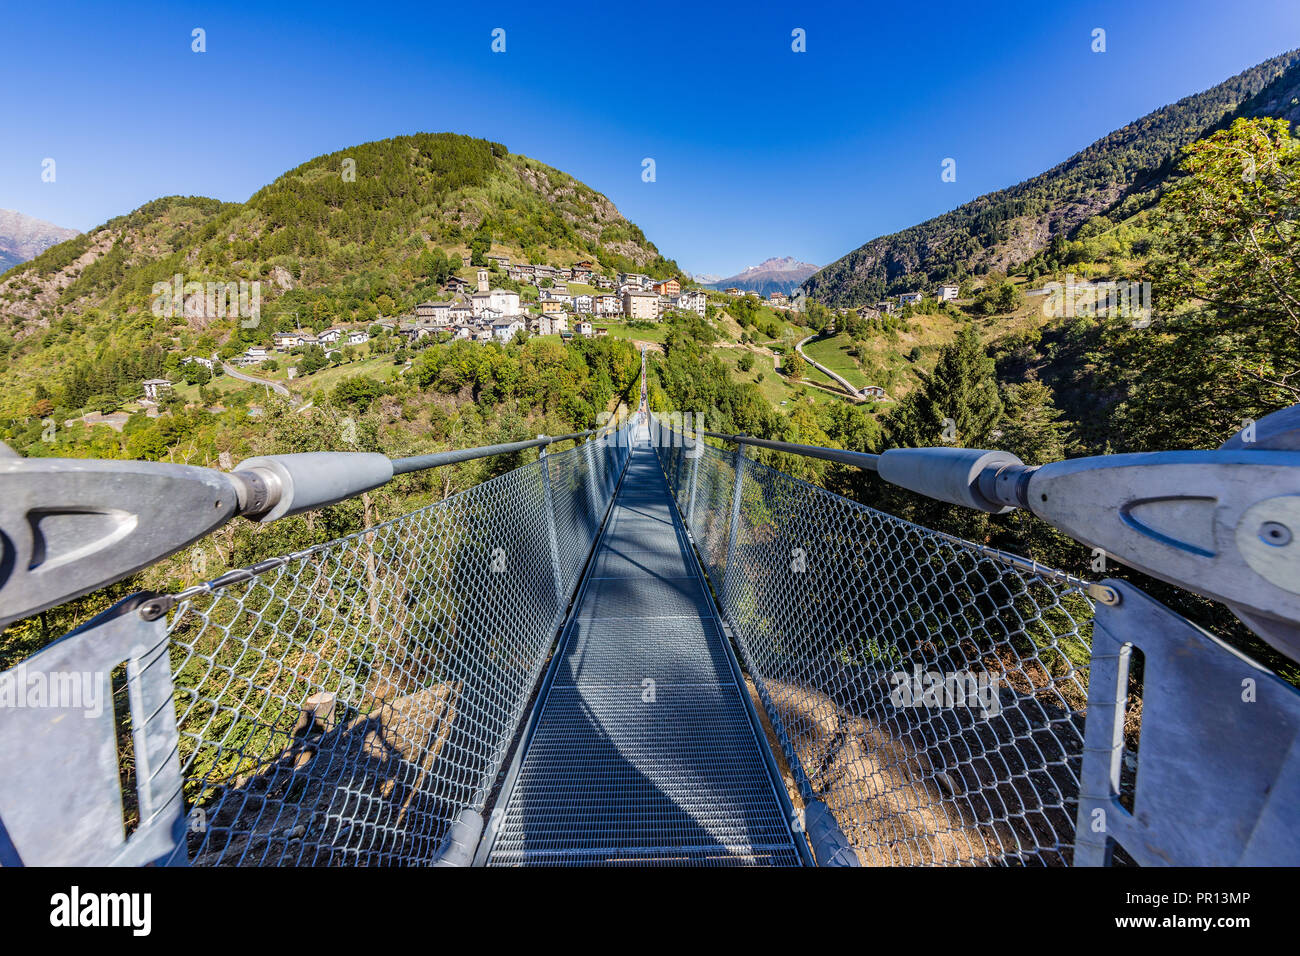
[484,438,805,866]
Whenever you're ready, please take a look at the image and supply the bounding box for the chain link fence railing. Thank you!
[151,426,632,865]
[652,419,1094,866]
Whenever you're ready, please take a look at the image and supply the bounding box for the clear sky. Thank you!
[1,0,1297,277]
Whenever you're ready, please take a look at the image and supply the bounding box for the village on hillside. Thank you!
[99,257,816,415]
[221,257,807,369]
[124,250,981,417]
[863,284,961,318]
[135,262,962,412]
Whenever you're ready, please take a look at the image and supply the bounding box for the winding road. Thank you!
[795,335,864,400]
[792,335,895,403]
[221,360,303,406]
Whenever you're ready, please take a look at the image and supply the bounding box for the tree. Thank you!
[332,375,385,410]
[873,324,1004,539]
[994,282,1023,313]
[418,248,453,285]
[469,228,492,266]
[888,324,1003,449]
[182,362,211,386]
[973,280,1022,315]
[785,351,807,381]
[1106,117,1300,452]
[998,381,1067,465]
[297,345,328,375]
[90,393,120,415]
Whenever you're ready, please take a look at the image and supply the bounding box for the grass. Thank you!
[831,310,966,400]
[711,344,851,409]
[714,302,811,340]
[288,354,405,395]
[801,363,843,390]
[172,372,257,405]
[599,321,669,344]
[802,334,871,389]
[791,296,1073,404]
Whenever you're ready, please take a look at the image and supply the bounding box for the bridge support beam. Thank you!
[1074,579,1300,866]
[433,809,484,867]
[803,800,860,866]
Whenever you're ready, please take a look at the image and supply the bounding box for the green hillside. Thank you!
[1,106,1296,683]
[0,133,679,418]
[649,115,1300,680]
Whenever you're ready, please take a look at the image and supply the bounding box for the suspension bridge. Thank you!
[1,359,1299,867]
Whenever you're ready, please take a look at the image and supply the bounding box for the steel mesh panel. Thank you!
[652,420,1093,866]
[159,428,632,865]
[548,443,602,597]
[670,440,735,582]
[487,442,803,867]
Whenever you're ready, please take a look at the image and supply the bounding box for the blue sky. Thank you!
[2,0,1297,277]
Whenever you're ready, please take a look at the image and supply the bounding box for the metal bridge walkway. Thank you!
[480,437,806,866]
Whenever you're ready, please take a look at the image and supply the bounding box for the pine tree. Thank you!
[858,323,1007,539]
[887,323,1003,449]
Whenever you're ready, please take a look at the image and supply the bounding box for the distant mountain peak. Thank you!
[0,209,80,274]
[736,256,818,276]
[706,256,820,296]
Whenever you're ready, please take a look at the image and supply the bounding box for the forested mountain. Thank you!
[0,133,680,417]
[0,133,676,335]
[0,134,670,647]
[648,112,1300,678]
[802,49,1300,306]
